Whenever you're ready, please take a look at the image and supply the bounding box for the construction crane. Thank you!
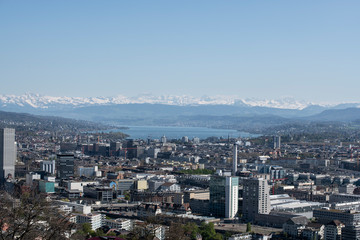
[121,147,138,160]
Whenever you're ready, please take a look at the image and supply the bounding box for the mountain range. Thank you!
[1,93,360,132]
[0,93,334,109]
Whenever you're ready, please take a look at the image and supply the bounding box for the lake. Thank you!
[111,126,259,140]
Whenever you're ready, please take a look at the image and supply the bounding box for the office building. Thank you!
[56,154,74,180]
[314,209,360,240]
[0,128,16,181]
[233,143,238,176]
[210,176,239,218]
[41,160,56,175]
[242,178,270,221]
[274,136,281,149]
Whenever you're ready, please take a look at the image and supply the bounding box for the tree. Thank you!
[183,222,200,240]
[246,222,251,232]
[166,222,189,240]
[0,190,76,240]
[199,222,222,240]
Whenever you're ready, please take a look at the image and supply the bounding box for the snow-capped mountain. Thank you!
[0,93,319,110]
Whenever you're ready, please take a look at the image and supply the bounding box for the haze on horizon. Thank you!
[0,1,359,104]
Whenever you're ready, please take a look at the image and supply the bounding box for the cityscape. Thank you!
[1,1,360,240]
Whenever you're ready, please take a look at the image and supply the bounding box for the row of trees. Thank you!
[128,221,223,240]
[0,188,237,240]
[0,190,76,240]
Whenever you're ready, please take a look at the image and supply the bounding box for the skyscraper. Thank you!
[233,143,238,176]
[274,136,281,149]
[242,177,270,221]
[56,154,74,180]
[210,175,239,218]
[0,128,16,181]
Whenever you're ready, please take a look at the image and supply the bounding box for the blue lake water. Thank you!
[111,126,259,140]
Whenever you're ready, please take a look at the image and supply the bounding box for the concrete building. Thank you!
[330,193,360,203]
[135,179,148,190]
[137,203,162,218]
[72,213,103,231]
[184,189,210,203]
[26,172,41,186]
[41,160,56,175]
[78,166,101,178]
[56,154,74,180]
[314,209,360,240]
[339,184,356,194]
[324,220,345,240]
[57,200,92,215]
[103,218,132,231]
[242,178,270,221]
[282,216,309,238]
[0,128,16,181]
[160,182,181,192]
[84,186,113,202]
[274,136,281,149]
[233,143,237,176]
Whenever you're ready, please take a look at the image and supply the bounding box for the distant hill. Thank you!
[0,110,111,133]
[306,108,360,122]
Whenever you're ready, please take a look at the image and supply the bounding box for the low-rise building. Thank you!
[103,218,132,231]
[283,216,309,238]
[324,220,345,240]
[72,213,103,231]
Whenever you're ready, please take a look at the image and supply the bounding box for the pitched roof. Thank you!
[286,216,309,226]
[327,220,344,226]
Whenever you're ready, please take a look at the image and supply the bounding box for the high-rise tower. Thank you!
[0,128,16,181]
[210,175,239,218]
[233,143,238,176]
[242,177,270,221]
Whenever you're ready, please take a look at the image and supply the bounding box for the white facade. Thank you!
[67,182,84,192]
[74,213,103,231]
[57,200,92,214]
[233,144,237,176]
[103,218,132,231]
[0,128,16,180]
[41,160,56,175]
[225,176,239,219]
[26,172,41,186]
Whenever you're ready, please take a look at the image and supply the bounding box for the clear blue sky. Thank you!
[0,1,359,103]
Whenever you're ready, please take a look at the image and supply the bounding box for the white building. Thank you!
[73,213,103,231]
[41,160,56,175]
[103,218,132,231]
[67,181,84,192]
[26,172,41,186]
[57,200,92,214]
[0,128,16,180]
[324,220,345,240]
[160,182,181,192]
[225,176,239,219]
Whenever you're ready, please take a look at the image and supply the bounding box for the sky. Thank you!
[0,1,359,103]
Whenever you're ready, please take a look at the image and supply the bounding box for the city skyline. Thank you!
[1,1,359,103]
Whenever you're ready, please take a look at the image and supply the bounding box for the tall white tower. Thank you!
[0,128,16,181]
[225,176,239,218]
[233,143,238,176]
